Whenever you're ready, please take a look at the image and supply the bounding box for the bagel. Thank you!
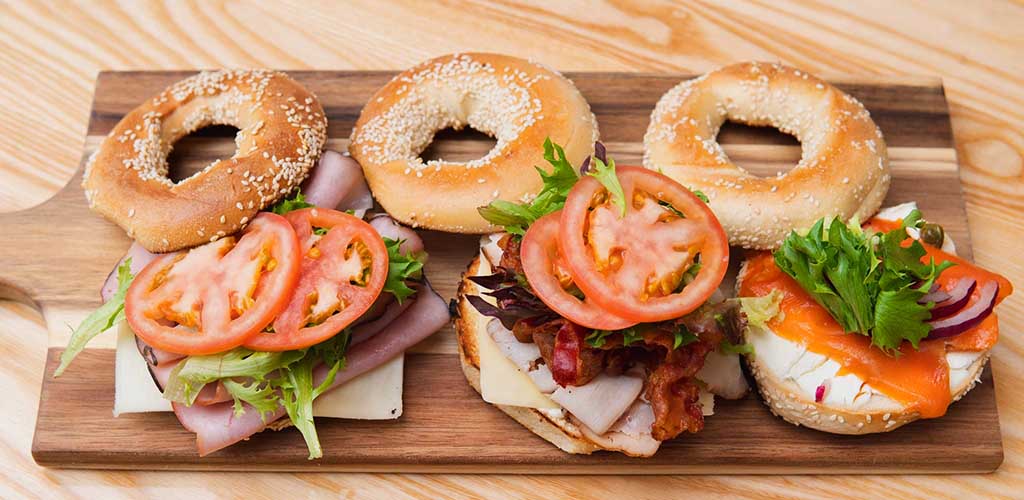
[643,62,890,249]
[737,262,989,435]
[349,53,598,233]
[83,69,327,252]
[736,204,991,434]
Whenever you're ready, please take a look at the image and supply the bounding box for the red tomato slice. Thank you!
[559,166,729,323]
[125,213,301,355]
[520,211,637,330]
[244,208,388,351]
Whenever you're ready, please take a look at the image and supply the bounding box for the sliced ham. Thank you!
[370,215,425,255]
[135,336,186,366]
[176,281,450,456]
[696,349,749,400]
[351,295,413,345]
[301,150,374,216]
[101,242,159,301]
[549,371,645,435]
[147,358,232,406]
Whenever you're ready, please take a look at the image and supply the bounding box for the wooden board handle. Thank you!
[0,169,131,310]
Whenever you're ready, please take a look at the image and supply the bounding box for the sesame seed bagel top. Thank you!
[83,69,327,252]
[643,62,890,249]
[349,53,598,233]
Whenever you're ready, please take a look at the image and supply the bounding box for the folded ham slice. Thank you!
[370,215,425,255]
[101,242,159,301]
[301,150,374,217]
[175,281,450,456]
[135,337,186,367]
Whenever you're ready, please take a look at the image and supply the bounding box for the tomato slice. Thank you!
[244,208,388,351]
[520,211,637,330]
[125,213,301,355]
[558,166,728,322]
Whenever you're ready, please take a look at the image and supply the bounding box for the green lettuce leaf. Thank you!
[269,189,315,215]
[719,339,755,355]
[54,258,134,377]
[588,157,626,217]
[162,348,305,405]
[737,290,783,329]
[382,237,426,303]
[772,212,955,355]
[673,326,699,349]
[477,138,580,235]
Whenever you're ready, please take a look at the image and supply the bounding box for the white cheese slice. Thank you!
[313,354,404,419]
[113,321,406,420]
[114,321,172,415]
[473,250,559,409]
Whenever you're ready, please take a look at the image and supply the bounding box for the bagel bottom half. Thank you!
[736,260,989,435]
[455,254,604,455]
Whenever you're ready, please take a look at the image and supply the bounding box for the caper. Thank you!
[920,222,945,247]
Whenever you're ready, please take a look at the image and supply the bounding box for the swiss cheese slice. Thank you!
[113,321,405,419]
[473,251,559,409]
[114,321,171,415]
[313,354,404,419]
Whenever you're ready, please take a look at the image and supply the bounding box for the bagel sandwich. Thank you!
[454,141,750,456]
[736,202,1013,434]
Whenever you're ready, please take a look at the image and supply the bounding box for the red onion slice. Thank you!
[927,278,977,319]
[919,288,950,305]
[927,281,998,339]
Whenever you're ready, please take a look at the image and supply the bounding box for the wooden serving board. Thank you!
[6,71,1001,473]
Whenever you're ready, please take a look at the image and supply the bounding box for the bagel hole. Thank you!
[419,127,498,163]
[717,121,801,177]
[166,124,242,183]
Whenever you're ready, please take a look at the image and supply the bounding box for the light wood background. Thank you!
[1,0,1021,498]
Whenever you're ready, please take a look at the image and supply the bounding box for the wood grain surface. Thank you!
[24,71,1001,473]
[1,1,1022,498]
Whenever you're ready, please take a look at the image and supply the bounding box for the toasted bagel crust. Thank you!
[644,62,889,249]
[350,53,598,233]
[736,260,990,434]
[83,69,327,252]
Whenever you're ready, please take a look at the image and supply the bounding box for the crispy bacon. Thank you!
[645,340,713,440]
[498,235,524,275]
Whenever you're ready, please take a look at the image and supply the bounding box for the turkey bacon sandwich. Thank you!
[455,140,751,456]
[738,202,1013,433]
[53,152,450,458]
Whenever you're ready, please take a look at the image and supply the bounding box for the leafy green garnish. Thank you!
[587,325,698,350]
[737,290,783,330]
[478,138,579,235]
[585,329,613,348]
[621,327,643,346]
[588,157,626,217]
[382,237,426,303]
[673,326,699,349]
[773,212,954,354]
[692,189,709,203]
[719,339,755,355]
[163,330,352,459]
[162,348,305,406]
[54,259,134,377]
[270,189,315,215]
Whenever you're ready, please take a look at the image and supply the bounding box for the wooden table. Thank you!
[1,1,1020,497]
